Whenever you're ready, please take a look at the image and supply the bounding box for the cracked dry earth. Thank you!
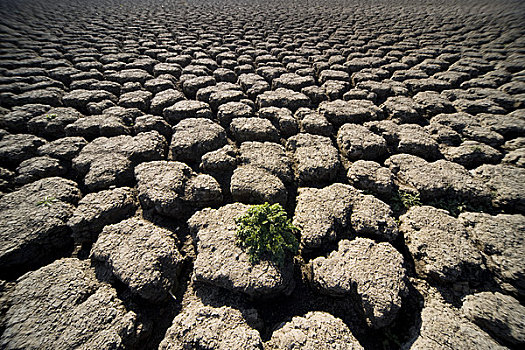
[0,0,524,349]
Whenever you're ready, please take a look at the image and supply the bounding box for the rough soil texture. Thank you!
[0,0,524,349]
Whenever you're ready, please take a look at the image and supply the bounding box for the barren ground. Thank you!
[0,0,524,349]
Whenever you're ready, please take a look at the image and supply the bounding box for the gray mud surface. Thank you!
[0,0,524,349]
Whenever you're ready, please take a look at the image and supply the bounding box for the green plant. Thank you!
[235,202,300,266]
[45,113,57,120]
[392,190,421,212]
[36,196,57,207]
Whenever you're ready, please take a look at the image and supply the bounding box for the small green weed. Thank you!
[36,196,57,207]
[392,190,421,212]
[45,114,58,120]
[235,202,300,266]
[401,191,422,208]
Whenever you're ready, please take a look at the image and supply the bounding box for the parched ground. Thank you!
[0,0,524,349]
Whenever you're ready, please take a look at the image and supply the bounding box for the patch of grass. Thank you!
[45,113,58,120]
[391,190,421,212]
[235,202,300,267]
[36,196,57,207]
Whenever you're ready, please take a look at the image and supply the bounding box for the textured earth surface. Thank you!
[0,0,524,349]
